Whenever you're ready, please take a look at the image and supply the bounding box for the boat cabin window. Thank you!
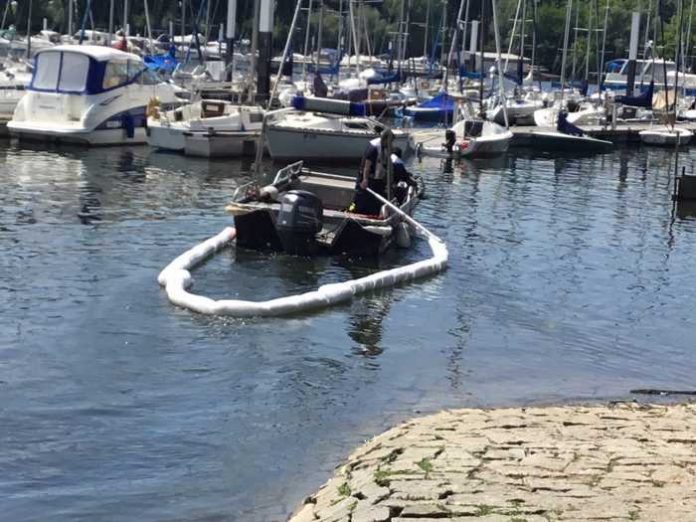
[58,52,89,92]
[202,101,226,118]
[32,51,90,92]
[103,59,145,90]
[462,120,483,137]
[32,51,61,90]
[343,121,369,130]
[248,111,263,123]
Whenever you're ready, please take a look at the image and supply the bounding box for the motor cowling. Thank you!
[276,190,323,255]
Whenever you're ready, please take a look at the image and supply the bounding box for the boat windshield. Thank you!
[641,62,676,81]
[103,59,160,89]
[30,51,156,94]
[31,50,90,93]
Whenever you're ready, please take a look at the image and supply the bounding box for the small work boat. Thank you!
[639,127,693,146]
[226,161,423,258]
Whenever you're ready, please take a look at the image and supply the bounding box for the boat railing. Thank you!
[272,160,304,184]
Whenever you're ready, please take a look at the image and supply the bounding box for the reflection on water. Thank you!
[3,142,696,521]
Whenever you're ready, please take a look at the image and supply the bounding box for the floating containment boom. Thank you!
[157,214,448,317]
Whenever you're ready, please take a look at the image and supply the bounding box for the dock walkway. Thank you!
[290,402,696,521]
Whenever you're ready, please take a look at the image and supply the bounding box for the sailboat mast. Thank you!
[571,0,579,80]
[424,0,430,57]
[584,5,592,80]
[440,0,447,66]
[303,0,314,84]
[560,0,574,102]
[68,0,74,36]
[316,1,323,72]
[181,0,186,45]
[124,0,129,36]
[685,0,695,71]
[479,0,485,118]
[503,0,523,78]
[445,0,467,89]
[520,0,527,80]
[348,0,360,75]
[108,0,114,45]
[26,0,32,59]
[599,0,608,84]
[144,0,154,51]
[491,0,509,126]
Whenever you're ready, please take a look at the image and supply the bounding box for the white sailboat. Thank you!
[529,0,612,151]
[416,118,513,158]
[264,96,412,162]
[9,45,185,145]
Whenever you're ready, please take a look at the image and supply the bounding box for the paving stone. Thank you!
[350,504,390,522]
[289,404,696,522]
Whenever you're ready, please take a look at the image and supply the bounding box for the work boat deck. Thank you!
[227,161,422,258]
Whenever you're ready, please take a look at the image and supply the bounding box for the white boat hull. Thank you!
[148,124,186,151]
[639,129,692,146]
[184,131,259,157]
[530,131,613,151]
[266,126,412,161]
[8,124,148,145]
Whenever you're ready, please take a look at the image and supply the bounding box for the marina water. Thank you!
[2,143,696,520]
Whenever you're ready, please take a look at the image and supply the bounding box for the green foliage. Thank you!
[337,481,351,497]
[9,0,696,75]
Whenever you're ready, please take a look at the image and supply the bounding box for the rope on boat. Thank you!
[157,210,448,317]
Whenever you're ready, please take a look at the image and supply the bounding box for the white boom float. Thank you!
[157,191,448,317]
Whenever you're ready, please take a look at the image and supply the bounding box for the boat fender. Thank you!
[259,185,279,201]
[122,113,135,139]
[147,97,161,119]
[395,222,411,248]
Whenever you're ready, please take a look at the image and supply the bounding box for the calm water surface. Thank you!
[2,142,696,521]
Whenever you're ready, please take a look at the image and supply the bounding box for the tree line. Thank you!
[5,0,694,78]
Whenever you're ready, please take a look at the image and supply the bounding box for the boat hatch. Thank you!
[202,101,226,118]
[343,121,371,130]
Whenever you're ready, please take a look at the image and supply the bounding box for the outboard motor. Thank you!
[276,190,323,255]
[443,129,456,152]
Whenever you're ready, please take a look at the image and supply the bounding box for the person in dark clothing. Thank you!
[391,147,418,204]
[351,129,394,215]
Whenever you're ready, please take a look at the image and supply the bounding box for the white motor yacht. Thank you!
[147,99,264,157]
[9,45,185,145]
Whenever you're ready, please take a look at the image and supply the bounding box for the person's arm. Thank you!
[361,160,372,189]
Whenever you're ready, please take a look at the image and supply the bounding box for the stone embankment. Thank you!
[290,403,696,521]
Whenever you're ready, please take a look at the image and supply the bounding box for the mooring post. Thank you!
[256,0,274,105]
[626,12,641,96]
[226,0,237,82]
[469,20,479,77]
